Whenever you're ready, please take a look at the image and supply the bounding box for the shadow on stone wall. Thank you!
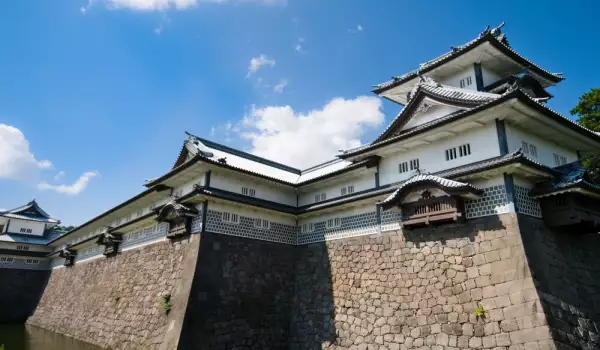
[289,242,336,350]
[518,215,600,349]
[0,269,49,324]
[179,232,296,350]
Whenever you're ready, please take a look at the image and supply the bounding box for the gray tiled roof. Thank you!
[381,174,481,206]
[530,161,600,197]
[374,23,563,93]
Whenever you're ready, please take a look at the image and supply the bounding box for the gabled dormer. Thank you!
[373,22,563,106]
[373,77,499,143]
[0,200,59,236]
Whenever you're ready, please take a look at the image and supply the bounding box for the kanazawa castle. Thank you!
[5,23,600,270]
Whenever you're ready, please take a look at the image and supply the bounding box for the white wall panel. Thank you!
[506,124,578,168]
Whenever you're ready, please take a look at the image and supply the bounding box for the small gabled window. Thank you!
[326,218,342,229]
[242,187,256,197]
[409,159,420,171]
[253,218,270,230]
[553,153,567,166]
[301,223,314,233]
[399,162,409,173]
[522,141,538,158]
[222,212,240,224]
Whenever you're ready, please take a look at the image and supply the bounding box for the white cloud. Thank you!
[0,124,52,180]
[348,24,364,34]
[247,55,276,76]
[38,171,100,196]
[294,37,306,53]
[83,0,285,12]
[273,79,288,94]
[238,96,384,168]
[54,171,65,181]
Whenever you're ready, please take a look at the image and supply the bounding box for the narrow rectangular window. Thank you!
[409,159,419,171]
[553,153,567,166]
[249,189,256,197]
[137,210,143,218]
[522,141,538,158]
[25,259,39,264]
[347,185,354,194]
[399,162,409,173]
[459,79,465,88]
[320,193,326,201]
[315,194,320,203]
[301,223,314,233]
[466,76,472,86]
[0,257,14,263]
[445,147,458,161]
[341,187,347,196]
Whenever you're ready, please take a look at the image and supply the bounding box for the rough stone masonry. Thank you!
[22,213,600,349]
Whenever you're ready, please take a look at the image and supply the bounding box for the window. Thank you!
[460,77,473,88]
[19,228,32,234]
[301,223,314,233]
[446,144,470,161]
[136,210,143,218]
[554,153,567,166]
[253,218,270,230]
[173,189,183,198]
[0,257,14,263]
[459,144,471,157]
[326,218,342,229]
[315,192,327,202]
[399,162,409,173]
[16,245,29,251]
[115,218,122,226]
[149,203,157,210]
[222,212,240,224]
[242,187,256,197]
[340,185,354,196]
[445,147,457,161]
[125,214,131,222]
[522,141,538,158]
[409,159,420,171]
[25,259,39,264]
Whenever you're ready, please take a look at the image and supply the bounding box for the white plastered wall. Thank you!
[210,171,296,206]
[403,105,461,130]
[379,123,500,186]
[506,124,578,168]
[208,201,296,226]
[7,219,45,236]
[481,66,502,87]
[298,172,375,207]
[440,66,477,90]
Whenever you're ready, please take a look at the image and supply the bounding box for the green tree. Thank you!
[571,87,600,183]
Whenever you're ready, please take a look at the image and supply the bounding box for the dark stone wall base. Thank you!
[0,269,49,324]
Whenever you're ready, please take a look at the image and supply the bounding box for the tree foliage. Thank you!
[55,225,76,232]
[572,88,600,183]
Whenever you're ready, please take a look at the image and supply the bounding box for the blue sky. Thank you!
[0,0,598,225]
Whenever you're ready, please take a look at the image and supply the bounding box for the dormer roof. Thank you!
[373,78,500,143]
[0,200,59,223]
[373,23,564,105]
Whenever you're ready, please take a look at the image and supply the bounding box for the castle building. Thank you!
[12,23,600,349]
[0,200,61,270]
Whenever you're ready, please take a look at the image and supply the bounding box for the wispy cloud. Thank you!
[81,0,286,12]
[273,79,288,94]
[54,171,65,181]
[38,171,100,196]
[348,24,364,34]
[247,55,276,76]
[294,37,306,53]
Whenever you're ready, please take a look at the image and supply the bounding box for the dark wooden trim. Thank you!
[504,173,516,212]
[204,170,211,187]
[496,119,509,155]
[474,63,484,91]
[0,249,48,258]
[201,201,208,233]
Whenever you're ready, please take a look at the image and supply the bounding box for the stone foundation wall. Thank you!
[518,215,600,350]
[179,231,295,350]
[27,236,200,349]
[0,269,49,323]
[290,213,556,350]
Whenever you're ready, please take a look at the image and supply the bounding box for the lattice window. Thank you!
[465,185,510,218]
[522,141,538,158]
[242,187,256,197]
[25,259,39,264]
[301,222,314,233]
[315,192,327,202]
[190,213,203,233]
[326,218,342,229]
[514,185,542,218]
[16,245,30,251]
[297,211,379,245]
[19,228,32,233]
[253,218,271,230]
[341,185,355,196]
[222,212,240,224]
[409,159,420,171]
[553,153,567,166]
[399,162,409,173]
[0,256,14,263]
[206,210,296,244]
